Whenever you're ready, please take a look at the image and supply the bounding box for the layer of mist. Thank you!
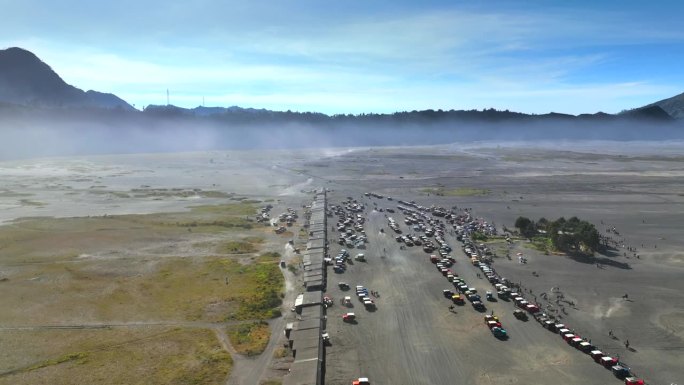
[1,110,683,160]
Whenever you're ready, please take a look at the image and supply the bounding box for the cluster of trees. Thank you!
[515,216,600,254]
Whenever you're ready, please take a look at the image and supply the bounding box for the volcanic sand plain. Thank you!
[1,142,683,385]
[305,142,683,385]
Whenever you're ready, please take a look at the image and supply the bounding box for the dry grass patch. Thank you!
[0,201,286,325]
[0,254,283,324]
[227,321,270,356]
[261,380,282,385]
[0,327,231,385]
[272,347,289,359]
[0,202,258,265]
[218,237,264,254]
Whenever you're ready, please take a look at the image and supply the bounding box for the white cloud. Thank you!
[2,4,682,114]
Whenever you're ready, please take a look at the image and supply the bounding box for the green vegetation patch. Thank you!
[0,190,32,198]
[111,192,131,198]
[144,254,282,322]
[0,254,283,326]
[514,216,600,255]
[422,187,490,197]
[528,236,554,254]
[218,237,263,254]
[229,256,284,320]
[0,202,281,325]
[471,231,489,242]
[22,352,88,373]
[128,188,232,199]
[18,199,45,207]
[239,199,262,204]
[188,202,256,216]
[134,203,257,232]
[227,321,271,356]
[201,190,233,198]
[0,202,258,265]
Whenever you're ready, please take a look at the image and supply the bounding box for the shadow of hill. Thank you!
[567,252,632,270]
[599,245,622,258]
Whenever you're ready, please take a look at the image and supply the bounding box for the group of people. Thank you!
[601,222,647,259]
[608,330,631,348]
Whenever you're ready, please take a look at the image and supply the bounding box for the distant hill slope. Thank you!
[619,105,675,121]
[0,47,133,110]
[645,92,684,119]
[143,104,675,125]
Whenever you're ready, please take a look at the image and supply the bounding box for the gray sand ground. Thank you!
[1,141,682,384]
[311,142,683,385]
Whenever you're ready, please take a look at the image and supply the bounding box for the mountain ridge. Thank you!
[0,47,133,110]
[645,92,684,119]
[0,47,681,122]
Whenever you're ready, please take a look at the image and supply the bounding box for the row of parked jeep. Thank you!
[457,214,645,385]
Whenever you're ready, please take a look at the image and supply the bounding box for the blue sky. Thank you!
[2,0,684,114]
